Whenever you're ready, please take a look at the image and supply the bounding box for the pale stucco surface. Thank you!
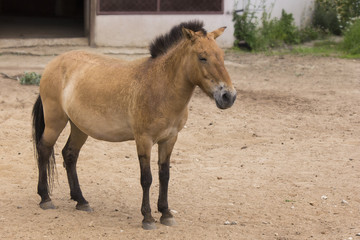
[94,0,315,48]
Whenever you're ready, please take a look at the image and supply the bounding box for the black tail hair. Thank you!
[32,95,45,146]
[32,95,56,193]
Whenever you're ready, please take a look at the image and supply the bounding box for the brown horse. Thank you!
[32,20,236,230]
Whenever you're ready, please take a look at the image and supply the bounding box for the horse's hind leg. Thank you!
[62,122,91,212]
[157,136,177,226]
[37,141,56,209]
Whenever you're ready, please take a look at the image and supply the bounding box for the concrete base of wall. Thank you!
[0,38,88,48]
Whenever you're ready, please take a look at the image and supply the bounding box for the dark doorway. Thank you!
[0,0,85,38]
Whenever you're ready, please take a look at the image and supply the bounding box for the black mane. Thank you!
[149,20,207,58]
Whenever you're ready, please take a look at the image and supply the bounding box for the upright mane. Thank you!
[149,20,207,58]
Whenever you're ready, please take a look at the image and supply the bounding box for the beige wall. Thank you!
[93,0,235,48]
[272,0,315,26]
[273,0,315,26]
[93,0,314,48]
[235,0,315,26]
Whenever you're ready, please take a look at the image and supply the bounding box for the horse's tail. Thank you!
[32,95,56,192]
[32,95,45,147]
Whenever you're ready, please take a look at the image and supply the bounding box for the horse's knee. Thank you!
[37,140,52,155]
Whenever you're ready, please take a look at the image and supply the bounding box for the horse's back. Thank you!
[40,50,140,102]
[43,50,128,83]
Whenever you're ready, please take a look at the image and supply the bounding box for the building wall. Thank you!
[235,0,315,26]
[273,0,315,26]
[93,0,314,48]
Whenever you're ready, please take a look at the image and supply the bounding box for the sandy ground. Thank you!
[0,46,359,240]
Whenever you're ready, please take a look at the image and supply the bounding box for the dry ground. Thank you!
[0,47,359,240]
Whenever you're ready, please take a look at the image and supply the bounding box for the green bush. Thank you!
[19,72,41,85]
[232,1,340,52]
[276,10,301,44]
[233,10,257,47]
[232,3,258,49]
[313,0,342,35]
[336,0,360,27]
[239,9,300,51]
[343,19,360,54]
[299,26,321,42]
[314,0,360,32]
[257,11,285,49]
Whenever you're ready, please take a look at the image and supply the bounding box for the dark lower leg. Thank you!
[140,158,154,222]
[158,162,175,225]
[157,137,177,226]
[37,141,53,205]
[158,162,170,214]
[136,138,155,230]
[138,153,156,230]
[62,141,89,209]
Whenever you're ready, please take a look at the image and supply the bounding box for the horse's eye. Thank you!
[199,57,207,63]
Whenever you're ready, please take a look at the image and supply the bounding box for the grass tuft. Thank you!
[19,72,41,85]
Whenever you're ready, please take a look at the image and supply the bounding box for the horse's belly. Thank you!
[67,109,134,142]
[87,121,134,142]
[62,81,135,142]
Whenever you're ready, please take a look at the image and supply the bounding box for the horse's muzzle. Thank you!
[214,88,237,109]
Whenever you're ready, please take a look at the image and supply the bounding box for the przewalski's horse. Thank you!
[32,20,236,230]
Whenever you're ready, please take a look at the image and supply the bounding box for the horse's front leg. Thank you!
[157,135,177,226]
[136,137,156,230]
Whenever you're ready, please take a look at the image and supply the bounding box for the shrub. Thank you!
[343,19,360,54]
[232,2,258,50]
[19,72,41,85]
[313,0,342,35]
[299,26,321,42]
[256,9,301,50]
[278,10,301,44]
[333,0,360,28]
[233,2,302,51]
[314,0,360,32]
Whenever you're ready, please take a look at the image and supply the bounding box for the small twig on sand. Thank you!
[0,72,22,80]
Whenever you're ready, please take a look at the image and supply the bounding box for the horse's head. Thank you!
[182,26,236,109]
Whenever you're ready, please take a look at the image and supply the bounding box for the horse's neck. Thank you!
[155,43,195,111]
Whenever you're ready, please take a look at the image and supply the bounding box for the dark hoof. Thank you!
[40,200,56,210]
[76,203,93,212]
[142,221,156,230]
[160,216,176,226]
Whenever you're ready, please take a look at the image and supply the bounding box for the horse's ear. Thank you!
[182,27,196,40]
[210,27,227,39]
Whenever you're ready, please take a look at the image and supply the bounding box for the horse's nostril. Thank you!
[222,92,230,102]
[215,90,235,109]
